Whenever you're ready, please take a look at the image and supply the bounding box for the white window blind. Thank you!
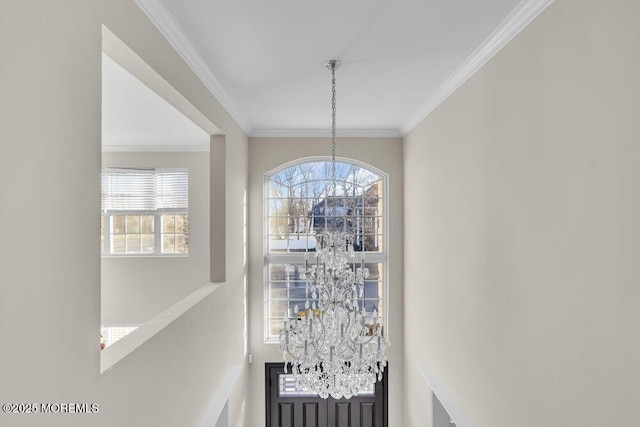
[102,168,188,212]
[156,169,189,210]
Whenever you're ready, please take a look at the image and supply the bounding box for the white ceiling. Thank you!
[135,0,541,136]
[102,53,210,150]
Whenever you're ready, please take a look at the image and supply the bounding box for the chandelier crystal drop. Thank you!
[278,60,388,400]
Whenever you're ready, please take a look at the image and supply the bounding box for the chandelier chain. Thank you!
[331,65,337,183]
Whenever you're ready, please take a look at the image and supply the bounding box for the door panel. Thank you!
[361,403,375,427]
[334,402,351,427]
[304,403,320,427]
[279,403,294,427]
[266,363,387,427]
[328,397,382,427]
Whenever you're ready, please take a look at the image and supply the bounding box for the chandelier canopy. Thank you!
[278,60,388,400]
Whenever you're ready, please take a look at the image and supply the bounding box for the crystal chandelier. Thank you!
[278,60,388,400]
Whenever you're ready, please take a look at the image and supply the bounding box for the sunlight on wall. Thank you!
[243,190,249,356]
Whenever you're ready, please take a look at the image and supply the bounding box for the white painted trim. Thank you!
[249,128,402,139]
[197,365,242,427]
[102,144,210,152]
[100,284,220,373]
[399,0,556,136]
[134,0,251,135]
[417,362,475,427]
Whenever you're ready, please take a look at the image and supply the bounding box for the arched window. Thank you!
[264,158,387,341]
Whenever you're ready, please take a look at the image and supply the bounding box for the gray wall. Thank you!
[433,394,453,427]
[0,1,249,426]
[403,1,640,426]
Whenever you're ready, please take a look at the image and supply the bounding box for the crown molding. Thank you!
[102,144,210,153]
[249,129,402,139]
[135,0,554,139]
[399,0,556,136]
[134,0,252,135]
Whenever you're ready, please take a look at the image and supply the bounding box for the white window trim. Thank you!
[263,156,390,343]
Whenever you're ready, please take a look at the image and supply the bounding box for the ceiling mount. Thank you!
[324,60,341,71]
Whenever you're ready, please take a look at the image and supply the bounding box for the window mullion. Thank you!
[155,213,161,255]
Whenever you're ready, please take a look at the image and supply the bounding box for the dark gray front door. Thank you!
[266,363,387,427]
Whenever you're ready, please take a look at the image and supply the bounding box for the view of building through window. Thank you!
[265,160,386,341]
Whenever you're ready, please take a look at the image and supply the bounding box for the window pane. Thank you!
[365,263,382,280]
[162,214,175,233]
[112,235,125,253]
[112,215,125,234]
[268,199,285,216]
[269,318,284,337]
[126,234,141,253]
[268,217,282,235]
[287,265,304,280]
[175,234,188,253]
[364,282,381,299]
[141,234,155,253]
[270,300,287,318]
[278,374,319,397]
[140,215,154,233]
[126,215,140,233]
[162,234,175,253]
[269,264,288,281]
[365,219,382,237]
[268,236,288,253]
[175,214,188,233]
[277,373,375,398]
[364,204,381,216]
[363,235,382,252]
[289,282,307,300]
[269,282,287,299]
[363,299,381,313]
[159,214,189,254]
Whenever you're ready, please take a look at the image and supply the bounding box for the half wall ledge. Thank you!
[100,283,221,374]
[417,361,475,427]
